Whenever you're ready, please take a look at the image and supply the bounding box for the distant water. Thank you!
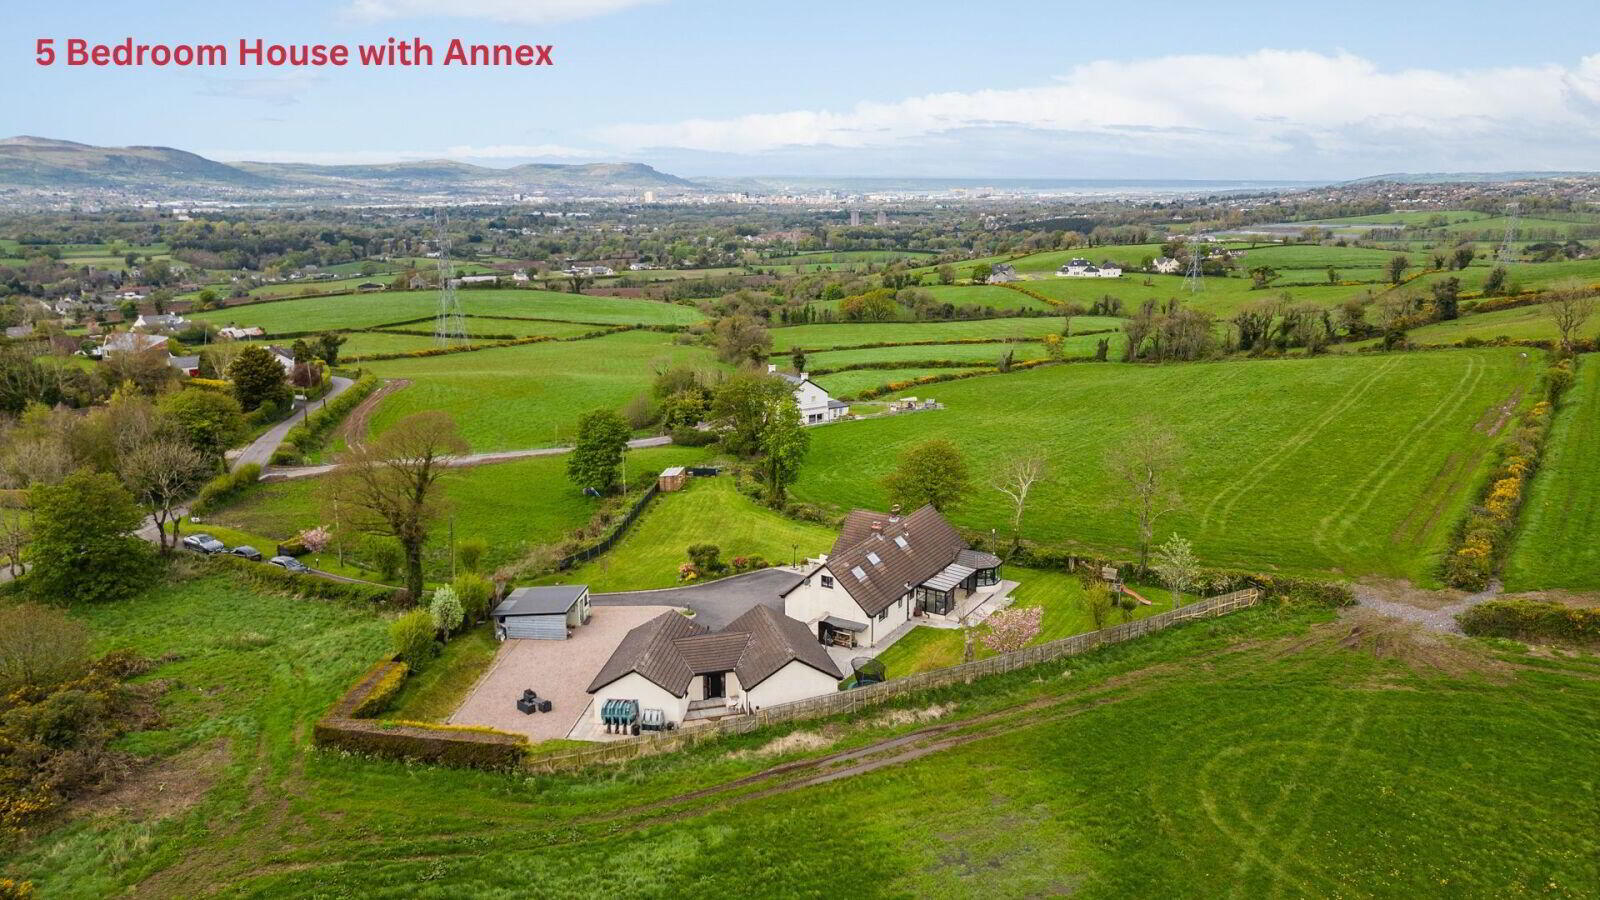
[740,176,1329,195]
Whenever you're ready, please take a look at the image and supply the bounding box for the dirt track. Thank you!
[335,378,409,448]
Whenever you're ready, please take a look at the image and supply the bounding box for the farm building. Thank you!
[1057,258,1123,278]
[782,505,1009,648]
[658,466,688,492]
[586,604,844,729]
[986,263,1020,283]
[493,585,592,640]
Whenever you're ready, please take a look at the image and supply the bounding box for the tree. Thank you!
[1152,532,1200,609]
[314,332,347,367]
[567,408,631,495]
[710,372,792,457]
[883,439,971,512]
[1042,333,1065,361]
[328,411,467,599]
[429,584,464,641]
[119,435,212,554]
[936,264,956,285]
[158,389,246,461]
[1482,265,1508,296]
[28,470,155,604]
[1080,581,1114,631]
[452,573,494,623]
[712,314,770,365]
[1385,254,1410,285]
[1107,423,1184,573]
[790,347,806,373]
[389,609,436,670]
[979,606,1044,653]
[226,344,291,413]
[1453,244,1477,270]
[994,454,1046,551]
[1542,280,1596,354]
[0,603,91,695]
[1431,277,1462,321]
[758,392,809,505]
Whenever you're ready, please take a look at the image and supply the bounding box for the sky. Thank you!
[6,0,1600,180]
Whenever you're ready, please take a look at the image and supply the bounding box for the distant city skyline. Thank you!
[9,0,1600,180]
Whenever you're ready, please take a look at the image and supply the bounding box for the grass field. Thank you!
[205,446,710,579]
[6,577,1596,896]
[808,340,1049,368]
[541,476,836,592]
[1504,360,1600,591]
[1341,303,1573,349]
[190,289,703,333]
[814,366,990,397]
[793,349,1541,582]
[920,284,1057,311]
[771,316,1102,351]
[362,330,718,451]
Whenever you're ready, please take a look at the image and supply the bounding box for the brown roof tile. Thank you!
[821,505,969,617]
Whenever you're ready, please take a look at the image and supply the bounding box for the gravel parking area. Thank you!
[449,605,675,742]
[590,567,806,630]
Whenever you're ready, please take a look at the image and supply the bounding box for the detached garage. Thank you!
[493,585,591,640]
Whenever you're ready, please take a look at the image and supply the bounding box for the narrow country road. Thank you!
[263,435,674,481]
[231,375,355,473]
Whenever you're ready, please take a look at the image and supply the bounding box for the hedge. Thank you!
[847,357,1076,401]
[1004,544,1355,608]
[202,553,399,606]
[340,326,624,363]
[1458,599,1600,644]
[278,372,379,459]
[192,462,262,514]
[314,658,528,769]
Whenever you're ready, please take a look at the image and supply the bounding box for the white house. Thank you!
[265,345,297,374]
[586,604,844,729]
[458,274,499,285]
[768,364,849,424]
[986,263,1020,284]
[1057,258,1122,278]
[92,331,169,359]
[133,313,185,332]
[217,325,265,341]
[781,505,1005,648]
[1151,256,1182,274]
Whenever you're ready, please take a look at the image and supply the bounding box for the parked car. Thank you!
[230,545,263,561]
[182,533,225,554]
[267,555,310,574]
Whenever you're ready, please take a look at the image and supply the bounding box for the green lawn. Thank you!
[363,330,720,451]
[772,316,1100,351]
[7,578,1597,896]
[384,626,501,722]
[205,447,710,580]
[543,476,836,592]
[190,289,704,333]
[794,349,1542,583]
[869,566,1176,679]
[1505,360,1600,592]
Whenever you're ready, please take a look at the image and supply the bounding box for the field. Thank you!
[362,331,719,451]
[544,476,836,591]
[771,316,1100,351]
[793,349,1539,582]
[1342,303,1570,349]
[204,446,711,579]
[918,284,1057,311]
[808,340,1050,369]
[814,366,989,397]
[6,577,1597,896]
[1504,360,1600,591]
[189,289,703,333]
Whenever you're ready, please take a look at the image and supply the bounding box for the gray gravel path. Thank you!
[1352,580,1502,633]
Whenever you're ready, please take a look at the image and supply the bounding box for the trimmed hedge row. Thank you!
[992,282,1062,307]
[273,373,380,463]
[341,325,625,363]
[848,357,1068,401]
[314,658,528,769]
[202,553,400,606]
[192,463,262,514]
[1458,599,1600,643]
[1005,544,1356,608]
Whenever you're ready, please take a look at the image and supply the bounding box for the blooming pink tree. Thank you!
[299,525,332,554]
[980,607,1044,654]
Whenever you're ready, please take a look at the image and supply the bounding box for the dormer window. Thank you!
[866,551,881,566]
[851,566,868,581]
[893,535,908,550]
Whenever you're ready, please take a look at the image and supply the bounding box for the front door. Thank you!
[704,672,726,700]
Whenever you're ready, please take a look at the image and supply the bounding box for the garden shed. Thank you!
[493,585,592,640]
[658,466,688,492]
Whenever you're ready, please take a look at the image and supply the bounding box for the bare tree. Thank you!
[1107,422,1184,573]
[120,437,212,554]
[327,411,467,598]
[1543,280,1597,354]
[993,453,1047,552]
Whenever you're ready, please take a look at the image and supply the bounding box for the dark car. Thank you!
[181,533,225,554]
[267,555,310,574]
[230,545,263,561]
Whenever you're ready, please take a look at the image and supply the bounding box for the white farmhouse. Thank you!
[1151,256,1182,274]
[769,364,849,424]
[781,505,1006,648]
[1056,257,1122,278]
[586,604,844,728]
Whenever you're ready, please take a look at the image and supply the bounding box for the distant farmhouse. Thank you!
[217,325,265,341]
[1151,256,1182,274]
[986,263,1020,284]
[768,364,849,424]
[133,313,185,332]
[782,505,1008,648]
[1056,258,1122,278]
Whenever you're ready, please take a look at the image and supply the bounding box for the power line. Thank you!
[1183,242,1205,293]
[1496,201,1520,266]
[433,211,468,347]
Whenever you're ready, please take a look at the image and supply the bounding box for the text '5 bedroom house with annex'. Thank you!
[781,505,1006,648]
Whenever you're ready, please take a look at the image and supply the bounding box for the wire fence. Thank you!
[525,587,1261,772]
[556,483,660,570]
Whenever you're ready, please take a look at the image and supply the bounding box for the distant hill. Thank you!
[0,136,697,196]
[1345,171,1599,185]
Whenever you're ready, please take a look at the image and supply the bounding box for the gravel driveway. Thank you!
[449,605,675,742]
[589,567,807,630]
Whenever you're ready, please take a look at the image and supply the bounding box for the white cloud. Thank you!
[597,50,1600,172]
[340,0,664,25]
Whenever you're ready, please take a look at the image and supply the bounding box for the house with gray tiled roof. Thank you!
[767,364,849,424]
[586,604,844,728]
[781,505,1006,648]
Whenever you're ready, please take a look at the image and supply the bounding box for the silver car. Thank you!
[267,555,310,574]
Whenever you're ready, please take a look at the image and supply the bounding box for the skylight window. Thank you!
[851,565,868,581]
[893,535,909,550]
[866,551,882,566]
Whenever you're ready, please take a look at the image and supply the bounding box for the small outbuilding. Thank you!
[658,466,687,492]
[492,585,592,640]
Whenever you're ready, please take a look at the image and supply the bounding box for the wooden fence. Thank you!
[524,587,1261,773]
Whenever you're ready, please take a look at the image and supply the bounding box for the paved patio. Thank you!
[449,605,675,742]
